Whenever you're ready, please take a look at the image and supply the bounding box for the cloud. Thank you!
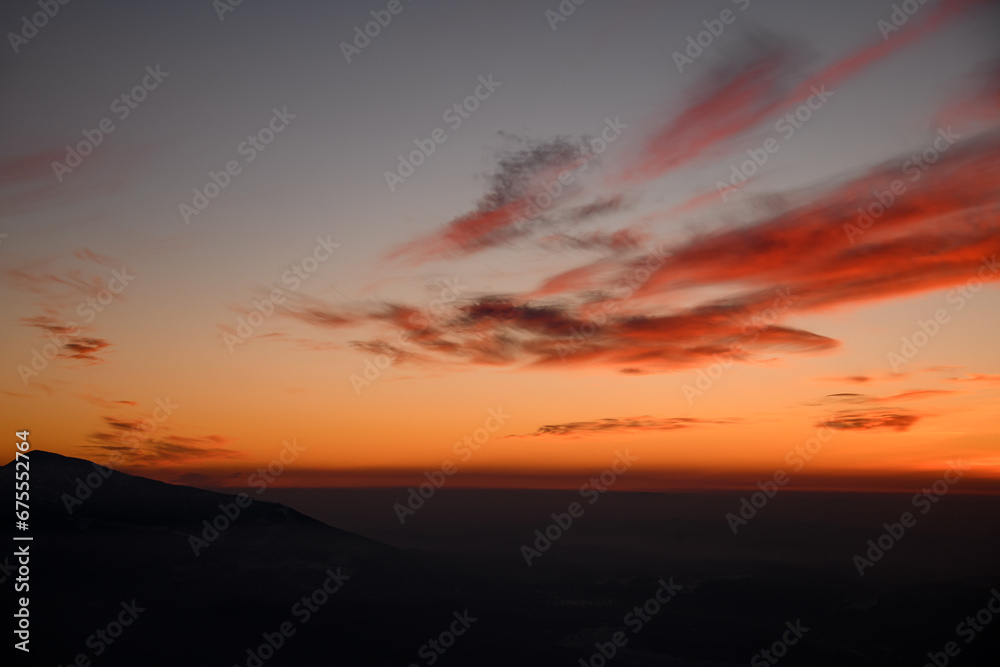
[529,256,624,297]
[824,389,958,403]
[6,261,107,301]
[382,0,993,271]
[78,394,139,409]
[85,414,239,468]
[507,415,730,438]
[479,135,593,211]
[6,250,132,366]
[0,147,143,218]
[170,472,220,487]
[268,293,360,329]
[818,410,922,432]
[624,44,797,182]
[0,149,72,217]
[567,195,627,222]
[19,316,113,363]
[73,248,118,267]
[0,390,31,399]
[262,275,840,374]
[428,291,835,372]
[387,136,597,264]
[537,225,647,254]
[881,389,959,401]
[4,248,127,300]
[615,132,1000,315]
[820,367,968,385]
[833,375,872,384]
[947,373,1000,383]
[243,5,999,380]
[88,436,241,468]
[61,337,113,362]
[264,122,998,376]
[619,0,991,210]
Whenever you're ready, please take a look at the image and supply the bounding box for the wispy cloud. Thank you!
[387,136,600,264]
[507,415,731,438]
[19,316,113,363]
[622,0,991,186]
[85,414,239,468]
[241,3,999,381]
[77,393,139,409]
[947,372,1000,383]
[817,410,922,432]
[824,389,959,404]
[260,121,998,376]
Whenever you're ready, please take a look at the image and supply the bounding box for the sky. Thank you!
[1,0,999,492]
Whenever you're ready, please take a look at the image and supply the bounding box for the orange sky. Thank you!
[1,0,998,492]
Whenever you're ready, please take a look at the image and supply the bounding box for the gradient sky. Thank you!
[2,0,999,491]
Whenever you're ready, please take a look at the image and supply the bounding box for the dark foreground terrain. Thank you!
[3,452,999,666]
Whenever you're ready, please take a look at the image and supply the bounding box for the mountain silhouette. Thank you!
[1,452,449,666]
[3,452,999,666]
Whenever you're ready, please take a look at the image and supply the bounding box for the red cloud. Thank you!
[627,133,1000,311]
[243,4,999,380]
[257,127,997,376]
[622,0,991,186]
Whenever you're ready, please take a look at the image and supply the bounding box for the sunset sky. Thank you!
[2,0,998,492]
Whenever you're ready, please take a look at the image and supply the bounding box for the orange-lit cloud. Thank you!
[19,316,113,364]
[832,375,873,384]
[253,123,998,381]
[6,251,131,368]
[507,415,732,438]
[85,414,239,469]
[947,372,1000,383]
[818,409,922,432]
[824,389,959,403]
[78,394,139,409]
